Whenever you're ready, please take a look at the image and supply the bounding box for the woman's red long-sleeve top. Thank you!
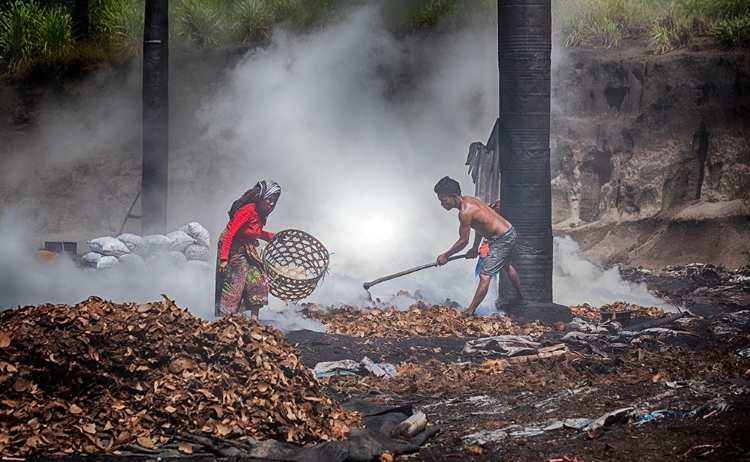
[219,202,275,260]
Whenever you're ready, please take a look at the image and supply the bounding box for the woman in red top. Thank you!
[215,179,281,319]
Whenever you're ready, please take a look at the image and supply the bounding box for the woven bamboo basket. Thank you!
[261,229,330,302]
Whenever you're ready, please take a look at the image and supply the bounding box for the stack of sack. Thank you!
[81,222,213,271]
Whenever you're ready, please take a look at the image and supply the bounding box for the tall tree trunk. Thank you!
[142,0,169,235]
[497,0,553,304]
[72,0,89,39]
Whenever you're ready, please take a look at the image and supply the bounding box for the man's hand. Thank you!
[436,253,449,266]
[466,247,479,259]
[489,199,501,213]
[219,260,229,273]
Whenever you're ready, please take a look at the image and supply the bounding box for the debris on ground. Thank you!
[619,263,750,315]
[569,300,667,323]
[301,302,551,338]
[3,267,750,460]
[314,357,397,379]
[294,301,750,461]
[0,296,358,456]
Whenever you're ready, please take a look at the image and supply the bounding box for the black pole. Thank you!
[142,0,169,235]
[72,0,89,39]
[496,0,570,322]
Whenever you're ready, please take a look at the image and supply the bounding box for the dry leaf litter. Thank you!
[301,302,552,338]
[0,296,358,456]
[306,300,686,404]
[569,301,665,322]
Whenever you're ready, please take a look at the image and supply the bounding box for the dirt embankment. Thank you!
[551,38,750,270]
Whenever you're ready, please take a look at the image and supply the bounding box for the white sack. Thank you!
[167,230,195,252]
[180,222,211,247]
[96,255,119,269]
[142,234,174,254]
[117,233,145,252]
[81,252,102,267]
[184,244,212,262]
[88,236,130,257]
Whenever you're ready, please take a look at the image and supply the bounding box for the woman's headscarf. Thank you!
[228,179,281,219]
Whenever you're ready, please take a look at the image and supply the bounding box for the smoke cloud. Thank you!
[0,4,670,325]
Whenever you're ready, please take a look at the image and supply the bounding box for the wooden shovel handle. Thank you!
[363,253,468,290]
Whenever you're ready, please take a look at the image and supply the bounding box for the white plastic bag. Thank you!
[97,255,119,269]
[184,244,212,262]
[117,233,145,252]
[143,234,173,254]
[88,236,130,257]
[167,230,195,252]
[180,222,211,247]
[81,252,102,267]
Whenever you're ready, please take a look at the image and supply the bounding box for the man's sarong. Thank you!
[215,230,269,316]
[479,227,517,276]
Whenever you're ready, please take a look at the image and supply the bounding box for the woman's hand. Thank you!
[219,260,228,273]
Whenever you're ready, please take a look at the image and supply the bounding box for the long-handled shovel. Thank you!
[363,253,468,301]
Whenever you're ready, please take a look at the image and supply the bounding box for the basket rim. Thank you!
[261,229,330,282]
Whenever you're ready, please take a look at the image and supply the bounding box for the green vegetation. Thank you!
[0,1,74,74]
[554,0,750,53]
[0,0,748,78]
[232,0,275,43]
[712,16,750,49]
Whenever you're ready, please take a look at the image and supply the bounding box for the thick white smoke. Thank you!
[0,4,670,325]
[553,236,675,310]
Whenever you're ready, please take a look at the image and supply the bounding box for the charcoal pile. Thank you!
[0,296,357,456]
[301,302,551,338]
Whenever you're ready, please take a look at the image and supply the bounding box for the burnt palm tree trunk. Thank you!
[72,0,89,39]
[142,0,169,234]
[496,0,569,321]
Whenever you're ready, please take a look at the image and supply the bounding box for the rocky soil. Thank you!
[551,37,750,270]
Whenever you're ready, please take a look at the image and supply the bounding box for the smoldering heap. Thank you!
[0,296,357,456]
[301,300,668,340]
[301,302,552,338]
[569,301,667,322]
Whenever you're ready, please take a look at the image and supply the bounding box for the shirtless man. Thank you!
[434,176,525,315]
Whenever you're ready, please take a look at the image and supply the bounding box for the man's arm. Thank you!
[437,210,472,265]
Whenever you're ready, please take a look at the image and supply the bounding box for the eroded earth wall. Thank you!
[551,46,750,268]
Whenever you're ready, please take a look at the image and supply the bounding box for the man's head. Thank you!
[434,176,462,210]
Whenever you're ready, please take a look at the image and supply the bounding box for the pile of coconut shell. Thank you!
[569,301,666,322]
[300,302,551,338]
[0,296,357,456]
